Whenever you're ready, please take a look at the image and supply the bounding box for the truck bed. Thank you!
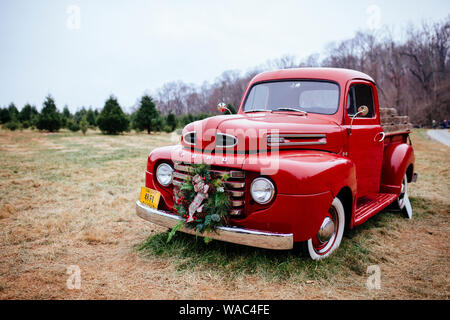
[380,107,413,133]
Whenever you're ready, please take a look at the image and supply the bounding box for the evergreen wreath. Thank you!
[168,163,231,243]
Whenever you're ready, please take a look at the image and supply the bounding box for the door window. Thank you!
[347,84,374,118]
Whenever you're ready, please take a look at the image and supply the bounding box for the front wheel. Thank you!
[304,197,346,260]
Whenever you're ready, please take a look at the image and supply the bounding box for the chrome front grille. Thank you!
[172,162,245,216]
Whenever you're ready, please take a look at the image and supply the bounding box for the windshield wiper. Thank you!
[244,109,268,113]
[272,107,308,115]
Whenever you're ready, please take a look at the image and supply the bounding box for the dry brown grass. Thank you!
[0,128,448,299]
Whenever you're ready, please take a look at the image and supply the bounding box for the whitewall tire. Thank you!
[306,197,345,260]
[397,174,407,210]
[396,174,413,219]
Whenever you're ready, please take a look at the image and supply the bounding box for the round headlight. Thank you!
[250,177,275,204]
[156,163,173,186]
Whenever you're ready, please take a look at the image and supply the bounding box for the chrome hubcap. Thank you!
[312,203,340,255]
[317,217,335,243]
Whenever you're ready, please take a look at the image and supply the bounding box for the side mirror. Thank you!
[347,105,370,135]
[357,105,369,117]
[217,102,232,114]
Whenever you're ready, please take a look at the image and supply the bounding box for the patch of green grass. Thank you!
[45,130,78,140]
[408,196,445,220]
[34,146,143,170]
[138,227,374,283]
[138,196,443,283]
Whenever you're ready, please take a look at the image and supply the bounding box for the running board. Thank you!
[354,193,398,225]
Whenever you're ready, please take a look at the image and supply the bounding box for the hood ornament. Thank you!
[217,102,233,114]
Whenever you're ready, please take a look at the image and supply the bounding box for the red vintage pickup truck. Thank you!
[136,68,417,260]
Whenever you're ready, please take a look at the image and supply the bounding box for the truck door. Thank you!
[345,81,384,198]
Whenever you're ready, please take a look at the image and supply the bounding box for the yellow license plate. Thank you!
[140,187,161,209]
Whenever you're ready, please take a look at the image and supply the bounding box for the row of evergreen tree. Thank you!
[0,94,216,134]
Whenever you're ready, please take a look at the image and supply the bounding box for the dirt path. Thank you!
[427,129,450,147]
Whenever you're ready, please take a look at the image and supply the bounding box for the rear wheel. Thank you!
[397,174,408,210]
[304,197,345,260]
[395,174,412,219]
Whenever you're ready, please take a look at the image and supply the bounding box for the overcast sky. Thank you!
[0,0,449,112]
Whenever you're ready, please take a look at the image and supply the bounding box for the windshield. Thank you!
[243,80,340,115]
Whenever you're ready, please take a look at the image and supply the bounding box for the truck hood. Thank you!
[181,112,345,154]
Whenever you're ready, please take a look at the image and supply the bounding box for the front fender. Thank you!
[243,150,357,197]
[145,145,179,210]
[231,191,334,242]
[241,151,357,241]
[146,145,179,172]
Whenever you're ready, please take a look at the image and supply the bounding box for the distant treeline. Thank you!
[1,16,448,133]
[0,95,226,134]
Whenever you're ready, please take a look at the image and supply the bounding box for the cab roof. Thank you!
[251,67,375,85]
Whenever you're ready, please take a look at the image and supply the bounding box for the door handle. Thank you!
[374,132,385,142]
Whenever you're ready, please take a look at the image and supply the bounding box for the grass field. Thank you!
[0,128,448,299]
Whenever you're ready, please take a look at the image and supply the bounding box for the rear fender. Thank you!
[380,143,414,194]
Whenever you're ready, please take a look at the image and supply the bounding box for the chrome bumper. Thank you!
[136,201,293,250]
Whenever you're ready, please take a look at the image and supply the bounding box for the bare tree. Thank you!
[151,16,449,126]
[266,54,298,70]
